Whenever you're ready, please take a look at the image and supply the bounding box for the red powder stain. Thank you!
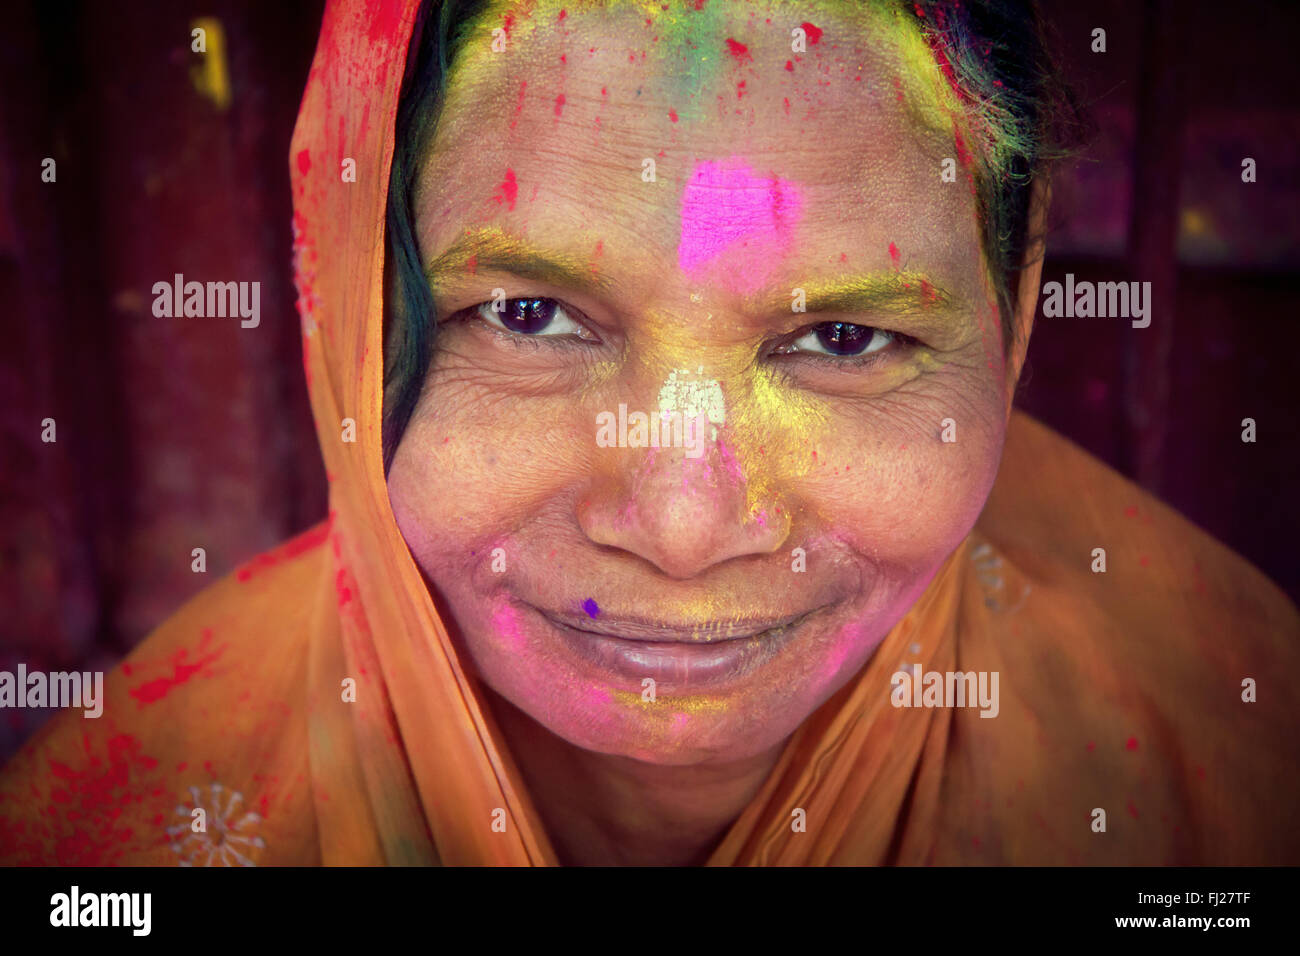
[692,0,707,9]
[466,253,478,274]
[559,53,566,64]
[296,149,311,176]
[971,835,982,851]
[725,38,752,63]
[554,93,566,116]
[365,0,404,45]
[122,662,133,676]
[176,761,187,772]
[782,96,790,114]
[801,22,823,44]
[1139,555,1150,567]
[1126,736,1139,751]
[668,108,679,122]
[953,129,973,167]
[892,76,904,103]
[1086,741,1096,752]
[236,521,332,582]
[335,568,353,607]
[736,80,746,99]
[601,86,608,97]
[784,59,794,71]
[888,242,901,269]
[559,8,566,20]
[839,252,847,262]
[1126,799,1140,819]
[128,633,227,706]
[493,168,518,210]
[27,733,161,865]
[1124,504,1139,518]
[501,13,515,38]
[920,277,939,304]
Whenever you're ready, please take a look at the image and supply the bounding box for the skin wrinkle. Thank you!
[386,0,1038,865]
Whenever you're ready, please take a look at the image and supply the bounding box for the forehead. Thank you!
[415,0,981,298]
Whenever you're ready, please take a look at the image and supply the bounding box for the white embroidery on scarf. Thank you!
[165,782,265,866]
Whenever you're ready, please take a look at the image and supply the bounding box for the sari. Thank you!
[2,0,1297,866]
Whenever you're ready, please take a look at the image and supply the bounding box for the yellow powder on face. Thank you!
[610,688,733,722]
[603,689,736,753]
[723,366,827,519]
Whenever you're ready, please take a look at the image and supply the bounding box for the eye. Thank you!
[476,297,590,338]
[778,321,897,357]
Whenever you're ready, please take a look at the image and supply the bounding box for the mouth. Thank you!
[535,606,820,644]
[521,600,830,690]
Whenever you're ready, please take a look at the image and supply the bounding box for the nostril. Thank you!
[577,480,792,580]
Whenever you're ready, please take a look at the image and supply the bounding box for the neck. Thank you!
[486,688,786,866]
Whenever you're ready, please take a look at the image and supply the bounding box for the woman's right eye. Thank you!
[476,297,590,338]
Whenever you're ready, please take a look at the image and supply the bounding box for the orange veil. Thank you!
[3,0,1297,867]
[288,0,973,865]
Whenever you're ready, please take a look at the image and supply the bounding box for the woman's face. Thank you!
[389,0,1018,765]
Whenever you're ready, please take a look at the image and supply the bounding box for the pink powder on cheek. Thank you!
[677,159,804,293]
[492,601,527,650]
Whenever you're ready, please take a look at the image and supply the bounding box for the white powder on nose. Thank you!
[658,366,725,442]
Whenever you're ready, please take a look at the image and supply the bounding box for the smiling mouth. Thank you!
[533,604,825,644]
[525,600,826,690]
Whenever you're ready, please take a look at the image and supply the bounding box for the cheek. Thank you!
[790,373,1005,571]
[386,362,592,570]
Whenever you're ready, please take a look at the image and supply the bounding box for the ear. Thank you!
[1004,176,1052,408]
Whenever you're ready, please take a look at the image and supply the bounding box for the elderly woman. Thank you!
[2,0,1297,866]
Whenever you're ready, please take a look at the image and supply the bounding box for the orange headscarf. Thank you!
[3,0,1297,866]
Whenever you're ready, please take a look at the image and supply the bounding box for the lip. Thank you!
[536,606,817,644]
[524,601,823,690]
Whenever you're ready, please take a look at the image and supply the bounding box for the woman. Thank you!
[2,0,1296,866]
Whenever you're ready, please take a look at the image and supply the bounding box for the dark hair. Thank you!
[382,0,1084,468]
[383,0,492,469]
[905,1,1084,357]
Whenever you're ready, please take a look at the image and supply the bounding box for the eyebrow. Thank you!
[753,271,960,318]
[424,229,962,324]
[423,229,616,297]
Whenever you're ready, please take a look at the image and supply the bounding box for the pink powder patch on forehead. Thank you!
[677,158,804,294]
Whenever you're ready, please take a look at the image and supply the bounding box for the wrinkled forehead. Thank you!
[415,0,978,290]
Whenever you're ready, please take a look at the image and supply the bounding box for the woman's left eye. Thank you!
[779,322,897,357]
[476,297,589,338]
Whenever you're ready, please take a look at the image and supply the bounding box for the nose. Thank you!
[577,430,791,580]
